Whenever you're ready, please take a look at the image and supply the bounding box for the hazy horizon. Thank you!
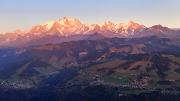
[0,0,180,33]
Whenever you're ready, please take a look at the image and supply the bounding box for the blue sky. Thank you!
[0,0,180,32]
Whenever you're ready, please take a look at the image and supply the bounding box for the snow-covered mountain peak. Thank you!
[57,17,82,26]
[0,17,177,48]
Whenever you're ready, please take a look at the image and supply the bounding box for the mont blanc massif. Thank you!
[0,17,180,101]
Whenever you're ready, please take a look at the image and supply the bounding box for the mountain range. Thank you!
[0,17,179,48]
[0,17,180,101]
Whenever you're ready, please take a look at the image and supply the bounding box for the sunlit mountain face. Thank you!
[0,17,179,48]
[0,17,180,101]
